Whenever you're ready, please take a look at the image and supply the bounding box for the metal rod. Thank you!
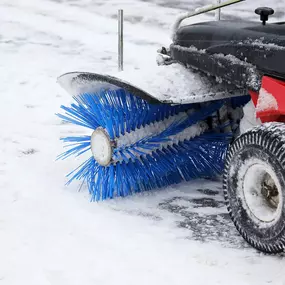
[215,0,221,20]
[172,0,245,38]
[118,9,124,71]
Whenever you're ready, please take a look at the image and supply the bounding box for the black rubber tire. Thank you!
[223,122,285,253]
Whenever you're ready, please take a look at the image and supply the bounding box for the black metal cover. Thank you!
[171,20,285,87]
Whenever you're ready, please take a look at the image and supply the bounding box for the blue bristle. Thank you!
[57,89,231,201]
[57,135,91,160]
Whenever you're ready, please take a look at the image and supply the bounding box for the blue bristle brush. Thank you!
[57,89,232,201]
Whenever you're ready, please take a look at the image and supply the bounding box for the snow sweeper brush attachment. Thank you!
[56,69,235,201]
[55,0,251,201]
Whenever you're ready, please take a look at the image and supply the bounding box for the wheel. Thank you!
[223,122,285,253]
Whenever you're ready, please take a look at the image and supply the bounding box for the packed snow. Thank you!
[256,88,279,112]
[116,114,207,155]
[1,0,285,285]
[240,100,262,133]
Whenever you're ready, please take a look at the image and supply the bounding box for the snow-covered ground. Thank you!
[1,0,285,284]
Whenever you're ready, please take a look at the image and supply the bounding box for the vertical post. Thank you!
[215,0,221,20]
[118,9,124,71]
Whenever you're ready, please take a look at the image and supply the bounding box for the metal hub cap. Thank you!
[241,160,282,225]
[91,128,112,166]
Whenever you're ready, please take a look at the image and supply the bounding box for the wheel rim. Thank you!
[239,159,283,226]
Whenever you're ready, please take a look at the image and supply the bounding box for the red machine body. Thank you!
[250,76,285,123]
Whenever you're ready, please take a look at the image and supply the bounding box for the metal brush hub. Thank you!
[91,128,113,166]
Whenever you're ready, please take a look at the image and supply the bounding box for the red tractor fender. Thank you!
[249,76,285,123]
